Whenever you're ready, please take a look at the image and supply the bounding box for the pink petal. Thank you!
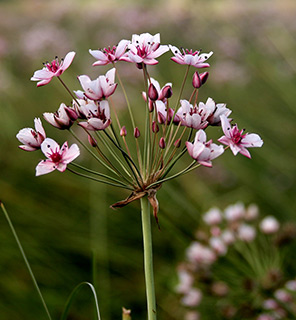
[115,39,130,58]
[220,115,232,138]
[241,133,263,148]
[62,144,80,164]
[41,138,60,158]
[56,163,67,172]
[185,141,194,158]
[31,69,54,80]
[34,118,46,138]
[36,79,52,87]
[36,159,56,176]
[89,49,108,61]
[239,147,251,159]
[61,51,76,71]
[148,45,169,59]
[19,145,38,151]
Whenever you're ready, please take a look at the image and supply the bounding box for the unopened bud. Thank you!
[160,85,173,100]
[134,127,140,138]
[157,112,165,124]
[64,106,79,121]
[174,138,181,148]
[159,137,166,149]
[148,100,154,112]
[148,83,158,101]
[88,134,97,147]
[192,72,201,88]
[152,121,159,133]
[200,72,209,85]
[192,71,209,88]
[120,126,127,137]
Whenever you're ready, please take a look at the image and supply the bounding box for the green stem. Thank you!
[140,197,157,320]
[57,76,80,106]
[1,202,52,320]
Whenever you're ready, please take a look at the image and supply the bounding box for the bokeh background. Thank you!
[0,0,296,319]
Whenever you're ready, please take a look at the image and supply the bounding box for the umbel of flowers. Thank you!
[17,33,263,320]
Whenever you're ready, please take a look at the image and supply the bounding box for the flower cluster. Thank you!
[17,32,263,216]
[175,203,296,320]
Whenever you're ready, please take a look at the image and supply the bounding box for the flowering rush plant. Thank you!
[16,32,263,319]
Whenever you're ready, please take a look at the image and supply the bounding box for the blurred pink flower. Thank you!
[36,138,79,176]
[75,68,117,101]
[89,39,130,66]
[218,115,263,158]
[237,224,256,242]
[121,33,169,66]
[260,216,280,234]
[203,207,223,225]
[169,45,213,68]
[181,288,202,307]
[16,118,46,151]
[31,51,76,87]
[186,130,224,167]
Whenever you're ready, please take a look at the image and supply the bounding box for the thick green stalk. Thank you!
[1,202,52,320]
[140,197,157,320]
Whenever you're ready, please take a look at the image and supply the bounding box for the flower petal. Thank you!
[36,159,56,176]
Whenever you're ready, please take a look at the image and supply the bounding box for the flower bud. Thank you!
[88,134,97,147]
[192,71,209,88]
[192,71,201,88]
[160,85,173,100]
[152,121,159,133]
[159,137,166,149]
[148,83,158,101]
[120,126,127,137]
[122,308,131,320]
[148,100,154,112]
[134,127,140,138]
[174,138,181,148]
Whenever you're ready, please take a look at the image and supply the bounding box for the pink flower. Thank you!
[89,39,130,66]
[218,115,263,158]
[201,98,231,126]
[203,208,223,225]
[36,138,79,176]
[16,118,46,151]
[186,130,224,167]
[75,68,117,101]
[78,100,111,131]
[169,45,213,68]
[31,51,76,87]
[43,103,78,129]
[181,288,202,307]
[121,33,169,66]
[237,224,256,242]
[260,216,280,234]
[176,100,209,130]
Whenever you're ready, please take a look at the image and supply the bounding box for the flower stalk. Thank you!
[140,197,157,320]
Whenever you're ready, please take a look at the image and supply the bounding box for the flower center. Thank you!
[50,151,62,163]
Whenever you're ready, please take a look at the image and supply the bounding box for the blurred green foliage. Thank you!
[1,0,296,319]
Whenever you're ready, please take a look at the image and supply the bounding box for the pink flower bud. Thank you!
[174,138,181,148]
[152,121,159,133]
[192,71,201,88]
[148,83,158,101]
[120,126,127,137]
[88,134,97,147]
[200,72,209,85]
[159,137,166,149]
[134,127,140,138]
[148,100,154,112]
[160,85,173,100]
[64,106,79,121]
[192,72,209,89]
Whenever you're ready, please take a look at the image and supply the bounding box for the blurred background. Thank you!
[0,0,296,319]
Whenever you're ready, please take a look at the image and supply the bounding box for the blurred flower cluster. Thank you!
[176,203,296,320]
